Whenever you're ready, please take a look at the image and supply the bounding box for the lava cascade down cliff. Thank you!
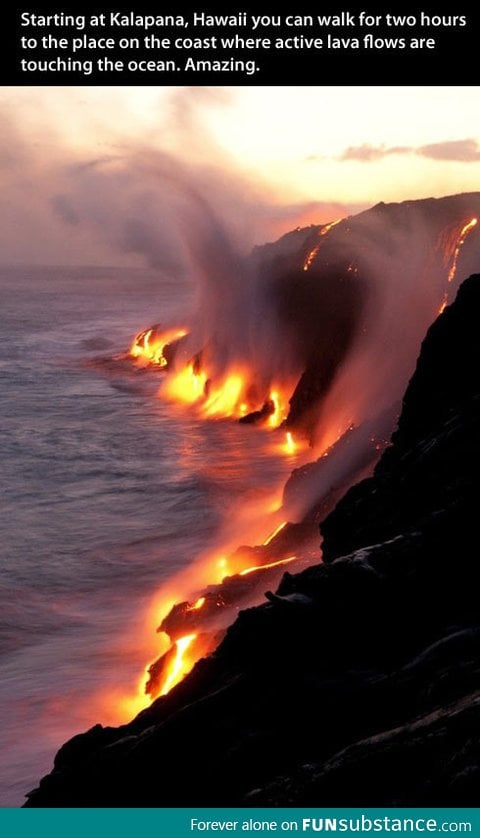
[24,209,480,806]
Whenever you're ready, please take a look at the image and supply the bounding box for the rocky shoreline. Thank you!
[25,272,480,807]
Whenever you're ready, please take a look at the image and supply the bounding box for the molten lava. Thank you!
[165,358,295,428]
[164,362,208,404]
[216,556,228,582]
[202,372,247,418]
[283,431,296,455]
[263,521,287,546]
[143,531,305,699]
[267,390,289,428]
[116,198,480,719]
[446,217,478,283]
[303,243,321,272]
[303,218,343,271]
[435,216,478,314]
[187,596,205,611]
[130,326,187,367]
[160,633,197,696]
[438,293,448,315]
[239,555,297,576]
[165,362,248,418]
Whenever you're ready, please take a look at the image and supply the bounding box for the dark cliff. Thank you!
[25,274,480,807]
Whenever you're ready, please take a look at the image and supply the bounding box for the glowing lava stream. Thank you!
[116,448,305,705]
[447,217,478,283]
[164,362,294,428]
[160,633,197,696]
[123,327,333,706]
[115,205,480,716]
[166,367,251,418]
[123,308,321,706]
[202,373,245,418]
[239,555,297,576]
[130,327,187,366]
[186,596,205,612]
[164,362,208,404]
[437,216,478,315]
[268,390,288,428]
[303,217,343,272]
[130,321,295,427]
[438,294,448,315]
[263,521,287,546]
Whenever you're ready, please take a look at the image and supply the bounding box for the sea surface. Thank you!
[0,266,293,806]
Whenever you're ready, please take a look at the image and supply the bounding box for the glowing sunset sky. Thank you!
[1,85,479,265]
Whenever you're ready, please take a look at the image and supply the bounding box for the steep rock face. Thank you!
[253,194,480,439]
[25,275,480,807]
[322,271,480,564]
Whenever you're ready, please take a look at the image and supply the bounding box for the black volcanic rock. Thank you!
[276,262,366,437]
[25,275,480,807]
[258,194,480,439]
[321,272,480,563]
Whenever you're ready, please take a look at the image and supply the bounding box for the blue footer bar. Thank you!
[0,809,479,837]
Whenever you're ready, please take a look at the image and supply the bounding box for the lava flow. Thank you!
[239,555,297,576]
[267,391,289,428]
[133,507,325,703]
[115,196,480,718]
[164,361,208,403]
[142,537,305,699]
[165,365,249,418]
[130,325,187,367]
[159,634,197,696]
[164,361,294,429]
[303,217,343,271]
[262,521,287,545]
[447,217,478,283]
[283,431,296,455]
[438,216,478,313]
[186,596,206,611]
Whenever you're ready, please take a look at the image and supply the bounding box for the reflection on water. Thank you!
[0,266,303,806]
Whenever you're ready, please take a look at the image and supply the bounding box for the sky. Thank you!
[1,85,480,266]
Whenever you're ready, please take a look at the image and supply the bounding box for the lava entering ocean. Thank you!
[130,325,188,367]
[116,194,480,713]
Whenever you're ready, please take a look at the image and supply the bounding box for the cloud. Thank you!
[340,144,410,162]
[418,139,480,162]
[338,138,480,163]
[0,89,363,268]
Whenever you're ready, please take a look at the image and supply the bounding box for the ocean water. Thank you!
[0,266,293,806]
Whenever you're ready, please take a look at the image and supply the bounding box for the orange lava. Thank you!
[130,327,187,366]
[268,389,289,428]
[303,218,343,271]
[215,556,229,582]
[186,596,205,612]
[438,294,448,315]
[446,217,478,283]
[303,243,321,272]
[164,362,208,404]
[239,555,297,576]
[165,361,295,428]
[115,207,479,719]
[202,372,246,418]
[166,365,249,419]
[160,633,198,696]
[437,216,477,313]
[262,521,287,546]
[283,431,296,455]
